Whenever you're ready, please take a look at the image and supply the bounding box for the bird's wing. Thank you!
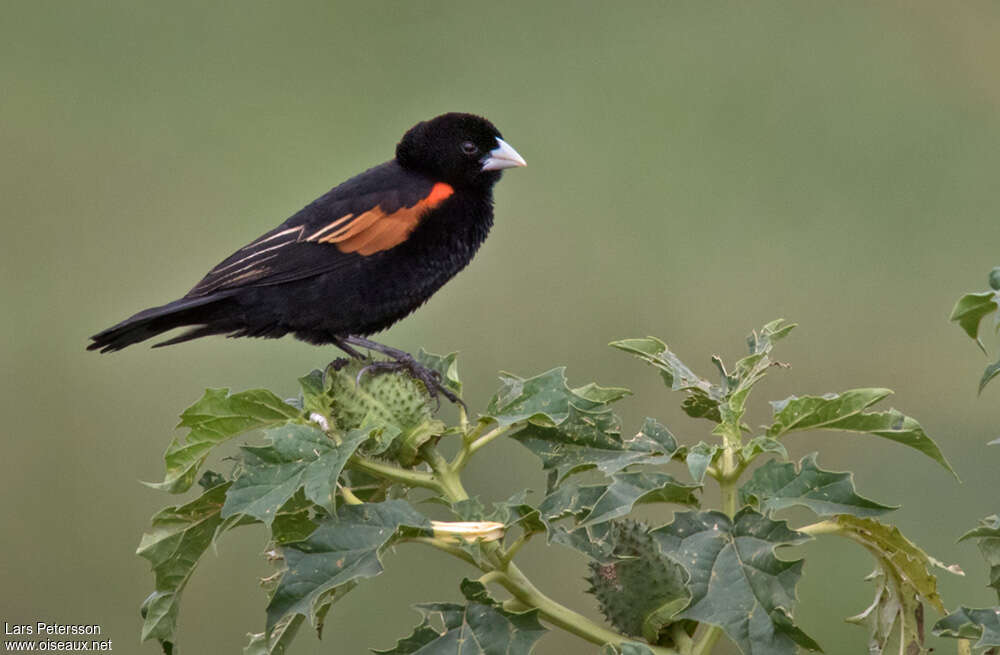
[185,163,453,297]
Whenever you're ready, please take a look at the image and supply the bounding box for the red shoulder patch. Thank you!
[306,182,455,256]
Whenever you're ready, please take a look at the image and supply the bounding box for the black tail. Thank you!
[87,293,237,353]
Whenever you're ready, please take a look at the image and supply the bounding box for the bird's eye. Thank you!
[460,141,479,156]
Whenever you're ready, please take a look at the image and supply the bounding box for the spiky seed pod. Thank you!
[586,520,689,643]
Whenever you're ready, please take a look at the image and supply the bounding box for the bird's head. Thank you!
[396,113,526,189]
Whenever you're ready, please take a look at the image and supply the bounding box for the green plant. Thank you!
[930,267,1000,654]
[135,316,997,654]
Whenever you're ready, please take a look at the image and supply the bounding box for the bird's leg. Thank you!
[325,336,367,376]
[340,335,465,408]
[331,336,366,360]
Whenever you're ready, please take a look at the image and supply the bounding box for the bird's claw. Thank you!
[355,357,465,410]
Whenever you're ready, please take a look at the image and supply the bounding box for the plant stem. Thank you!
[349,455,440,491]
[468,421,524,456]
[691,625,722,655]
[671,623,694,655]
[337,484,363,505]
[495,566,678,654]
[419,442,678,653]
[693,423,743,655]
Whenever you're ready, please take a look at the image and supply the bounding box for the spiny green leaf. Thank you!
[486,367,629,428]
[244,615,303,655]
[651,509,819,655]
[270,491,319,545]
[417,349,463,397]
[768,388,893,435]
[739,454,897,518]
[514,412,683,486]
[266,500,431,633]
[741,435,788,463]
[151,388,300,493]
[222,425,369,524]
[632,417,682,457]
[720,319,796,428]
[844,569,898,655]
[298,370,328,420]
[685,442,721,484]
[534,483,616,559]
[373,581,547,655]
[767,389,956,477]
[581,472,700,526]
[960,515,1000,603]
[512,405,624,485]
[981,357,1000,394]
[610,337,722,422]
[932,606,1000,648]
[950,290,999,351]
[835,515,962,614]
[137,483,236,650]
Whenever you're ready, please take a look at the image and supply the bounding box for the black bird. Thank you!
[88,113,526,403]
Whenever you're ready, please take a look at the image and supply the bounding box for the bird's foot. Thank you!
[325,357,353,372]
[356,355,465,409]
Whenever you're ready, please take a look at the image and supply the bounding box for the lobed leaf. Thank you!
[739,454,896,518]
[266,500,431,633]
[137,483,237,651]
[580,472,700,526]
[684,442,721,484]
[151,388,300,493]
[374,579,546,654]
[844,569,905,655]
[932,606,1000,648]
[960,515,1000,603]
[981,357,1000,394]
[221,424,369,524]
[719,319,796,428]
[835,515,962,616]
[610,337,722,422]
[950,290,999,351]
[486,367,629,427]
[417,349,463,397]
[651,509,819,655]
[514,413,684,487]
[244,614,303,655]
[741,435,788,463]
[767,389,956,477]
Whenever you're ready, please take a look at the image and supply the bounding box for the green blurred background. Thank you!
[2,2,998,653]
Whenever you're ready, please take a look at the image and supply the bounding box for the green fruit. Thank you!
[323,361,442,465]
[586,520,690,643]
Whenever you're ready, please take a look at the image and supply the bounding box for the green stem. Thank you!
[337,484,363,505]
[495,566,678,654]
[671,623,694,655]
[349,455,440,491]
[693,423,743,655]
[500,532,534,566]
[423,447,469,501]
[419,443,677,653]
[468,421,524,456]
[691,625,722,655]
